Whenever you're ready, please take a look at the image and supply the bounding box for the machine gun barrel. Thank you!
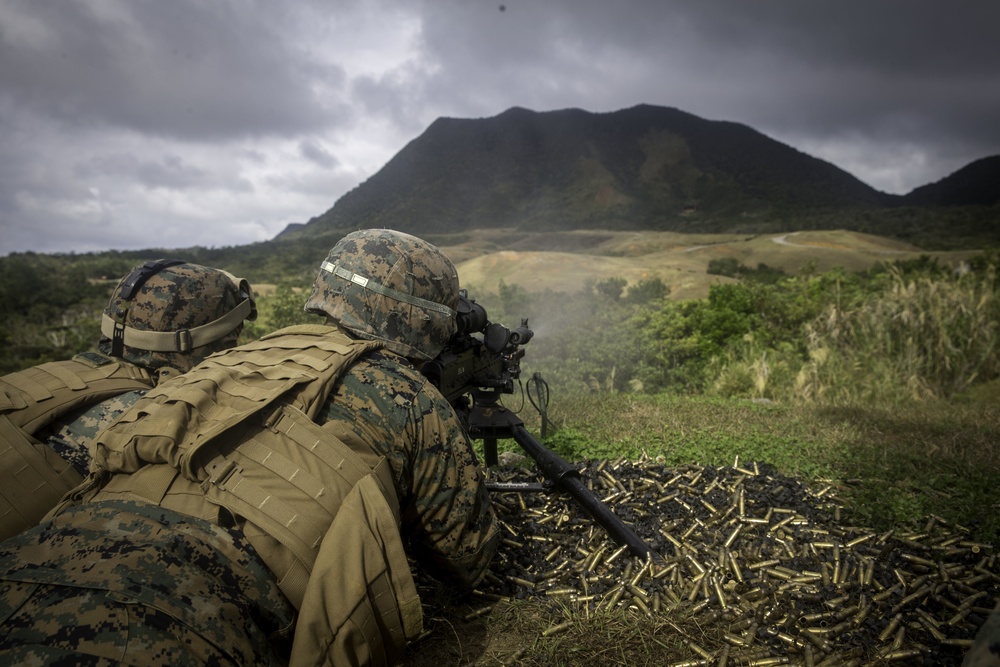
[509,423,658,560]
[468,396,659,561]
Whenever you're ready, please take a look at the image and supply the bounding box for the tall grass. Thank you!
[709,260,999,404]
[795,264,999,403]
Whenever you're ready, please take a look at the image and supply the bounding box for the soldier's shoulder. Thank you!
[354,348,427,386]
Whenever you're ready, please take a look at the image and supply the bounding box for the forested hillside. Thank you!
[285,105,1000,248]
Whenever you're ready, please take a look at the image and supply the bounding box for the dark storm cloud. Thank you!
[299,139,338,169]
[1,0,998,256]
[0,0,344,140]
[413,0,1000,190]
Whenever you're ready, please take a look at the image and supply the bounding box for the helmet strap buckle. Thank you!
[111,321,126,357]
[174,329,194,353]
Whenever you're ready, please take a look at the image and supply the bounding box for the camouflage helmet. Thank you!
[99,259,257,377]
[304,229,459,361]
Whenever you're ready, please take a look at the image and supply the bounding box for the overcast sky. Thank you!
[2,1,998,256]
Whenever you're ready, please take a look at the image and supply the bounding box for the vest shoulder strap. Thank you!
[93,328,382,477]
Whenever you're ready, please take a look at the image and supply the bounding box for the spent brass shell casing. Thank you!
[604,544,629,567]
[686,553,707,575]
[686,639,714,659]
[602,586,625,611]
[877,613,903,642]
[743,621,759,647]
[541,620,573,637]
[631,593,652,617]
[506,576,535,590]
[462,605,494,621]
[716,644,730,667]
[660,530,683,549]
[946,606,972,626]
[917,614,947,642]
[801,628,832,653]
[690,598,711,614]
[845,534,873,549]
[712,576,728,609]
[745,657,788,666]
[890,624,906,651]
[682,520,705,540]
[800,610,836,624]
[891,583,931,613]
[899,552,936,568]
[763,568,793,581]
[765,628,802,650]
[543,588,577,597]
[627,583,649,600]
[873,583,902,602]
[727,550,744,583]
[831,604,859,622]
[879,649,923,662]
[748,559,781,571]
[821,593,850,610]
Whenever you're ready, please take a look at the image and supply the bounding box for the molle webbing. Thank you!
[92,325,382,476]
[91,325,389,607]
[0,354,153,539]
[0,418,84,538]
[0,354,153,435]
[201,403,400,607]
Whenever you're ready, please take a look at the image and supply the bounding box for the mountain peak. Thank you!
[285,106,996,241]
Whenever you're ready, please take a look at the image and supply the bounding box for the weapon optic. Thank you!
[422,290,659,561]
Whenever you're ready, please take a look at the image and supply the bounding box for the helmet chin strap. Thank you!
[101,297,254,352]
[106,261,256,356]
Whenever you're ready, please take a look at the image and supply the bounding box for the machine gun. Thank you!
[422,290,659,561]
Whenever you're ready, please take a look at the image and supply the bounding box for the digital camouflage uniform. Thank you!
[0,231,498,667]
[40,389,146,477]
[0,261,254,540]
[0,501,294,666]
[965,602,1000,666]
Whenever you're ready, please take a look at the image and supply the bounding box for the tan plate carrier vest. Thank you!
[0,352,153,539]
[87,325,423,662]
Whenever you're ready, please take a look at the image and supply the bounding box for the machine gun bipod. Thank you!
[468,386,660,562]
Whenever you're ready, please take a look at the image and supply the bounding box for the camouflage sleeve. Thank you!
[38,389,147,476]
[318,350,498,588]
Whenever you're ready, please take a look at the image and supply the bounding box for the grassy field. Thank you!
[442,229,979,299]
[396,389,1000,666]
[533,391,1000,541]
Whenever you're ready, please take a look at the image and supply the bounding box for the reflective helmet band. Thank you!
[320,261,457,317]
[100,297,253,353]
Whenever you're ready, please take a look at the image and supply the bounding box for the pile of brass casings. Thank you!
[474,455,996,666]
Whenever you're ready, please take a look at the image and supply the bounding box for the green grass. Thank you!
[423,390,1000,667]
[502,391,1000,546]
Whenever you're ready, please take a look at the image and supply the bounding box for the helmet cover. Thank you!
[304,229,459,361]
[99,261,255,374]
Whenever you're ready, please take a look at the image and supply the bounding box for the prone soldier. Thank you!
[0,229,498,666]
[0,259,256,540]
